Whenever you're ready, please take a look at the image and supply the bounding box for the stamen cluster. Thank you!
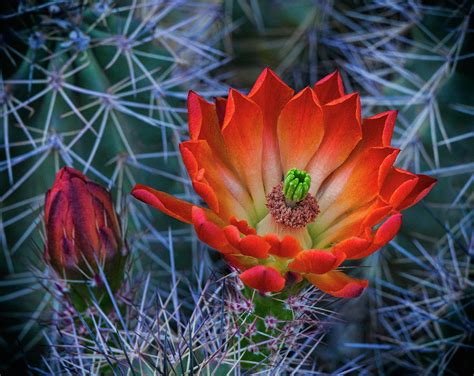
[266,183,319,228]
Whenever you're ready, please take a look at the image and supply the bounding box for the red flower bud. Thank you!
[44,167,126,292]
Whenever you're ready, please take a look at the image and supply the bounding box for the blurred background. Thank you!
[0,0,472,374]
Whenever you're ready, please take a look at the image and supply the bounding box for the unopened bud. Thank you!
[44,167,127,306]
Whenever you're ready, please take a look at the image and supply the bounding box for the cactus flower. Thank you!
[132,69,436,297]
[44,167,126,292]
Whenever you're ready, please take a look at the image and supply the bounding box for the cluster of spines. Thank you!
[37,267,342,374]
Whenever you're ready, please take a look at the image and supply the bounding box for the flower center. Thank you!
[266,169,319,229]
[283,168,311,206]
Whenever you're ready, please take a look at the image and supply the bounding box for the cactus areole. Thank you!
[132,68,436,297]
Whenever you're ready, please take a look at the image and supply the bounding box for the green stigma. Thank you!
[283,168,311,205]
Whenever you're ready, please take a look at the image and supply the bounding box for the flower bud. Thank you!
[44,167,127,295]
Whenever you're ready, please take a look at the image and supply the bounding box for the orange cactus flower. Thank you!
[131,69,436,298]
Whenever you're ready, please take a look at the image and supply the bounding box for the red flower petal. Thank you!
[45,190,72,269]
[264,234,302,258]
[86,181,121,239]
[180,140,254,221]
[288,249,345,274]
[380,168,419,208]
[223,226,270,259]
[373,213,402,246]
[398,174,436,210]
[192,207,230,252]
[313,70,345,104]
[214,97,227,128]
[68,176,101,259]
[249,68,294,193]
[223,225,241,248]
[313,200,394,248]
[240,235,270,259]
[306,271,368,298]
[306,93,362,194]
[181,146,220,213]
[229,216,257,235]
[361,202,393,229]
[277,87,324,172]
[249,68,294,108]
[362,110,397,147]
[132,184,195,224]
[280,236,303,258]
[350,214,402,259]
[332,237,371,259]
[222,89,266,216]
[188,91,227,159]
[378,148,400,188]
[239,265,286,293]
[317,147,399,227]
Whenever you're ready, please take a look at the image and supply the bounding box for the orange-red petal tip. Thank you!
[306,271,368,298]
[131,185,194,224]
[288,249,345,274]
[373,213,402,246]
[191,207,228,250]
[239,265,286,293]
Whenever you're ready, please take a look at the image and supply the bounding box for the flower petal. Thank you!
[86,181,121,239]
[306,271,368,298]
[277,87,324,172]
[240,235,271,259]
[132,184,195,224]
[306,93,362,194]
[373,213,402,246]
[362,202,393,228]
[380,168,419,208]
[288,249,345,274]
[188,91,227,159]
[224,254,258,271]
[180,140,255,222]
[349,214,402,259]
[223,225,241,248]
[313,70,345,104]
[362,110,397,147]
[223,226,270,259]
[317,147,399,229]
[222,89,266,217]
[192,207,232,252]
[249,68,294,193]
[264,234,302,258]
[45,190,78,269]
[398,174,436,210]
[257,213,313,249]
[68,176,101,256]
[331,237,371,259]
[229,216,257,235]
[312,200,392,248]
[214,97,227,128]
[239,265,286,293]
